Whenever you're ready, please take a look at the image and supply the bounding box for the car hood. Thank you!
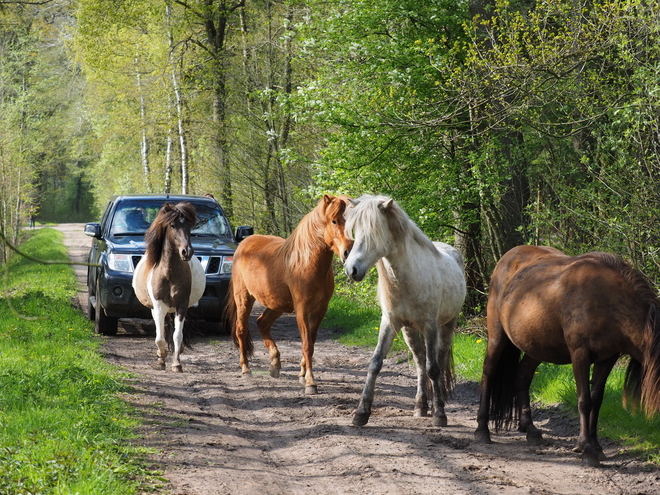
[108,235,237,255]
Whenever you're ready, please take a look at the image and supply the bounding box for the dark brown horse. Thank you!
[225,195,352,394]
[475,245,660,466]
[133,202,205,372]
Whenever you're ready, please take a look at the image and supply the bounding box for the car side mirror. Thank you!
[235,226,253,242]
[84,223,102,239]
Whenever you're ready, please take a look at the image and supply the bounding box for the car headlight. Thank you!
[107,253,134,273]
[221,256,233,274]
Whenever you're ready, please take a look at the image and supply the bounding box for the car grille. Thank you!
[130,255,224,275]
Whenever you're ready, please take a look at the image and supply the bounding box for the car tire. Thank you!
[95,306,119,336]
[94,279,118,336]
[87,296,96,321]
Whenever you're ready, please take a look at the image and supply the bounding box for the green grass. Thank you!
[325,279,660,465]
[0,228,157,494]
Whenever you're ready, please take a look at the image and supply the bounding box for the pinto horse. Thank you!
[132,202,205,372]
[343,195,466,427]
[475,245,660,466]
[226,194,352,394]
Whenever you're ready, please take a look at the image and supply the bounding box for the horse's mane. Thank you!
[144,202,197,268]
[345,195,438,255]
[280,195,347,271]
[585,252,660,416]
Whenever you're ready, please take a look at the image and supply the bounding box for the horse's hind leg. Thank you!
[257,308,283,378]
[401,326,429,419]
[516,354,542,444]
[430,319,457,427]
[353,316,397,426]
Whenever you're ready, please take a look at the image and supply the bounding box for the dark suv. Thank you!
[84,194,252,335]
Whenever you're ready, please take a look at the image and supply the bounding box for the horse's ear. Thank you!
[162,203,173,213]
[323,194,335,206]
[378,198,394,212]
[348,198,359,207]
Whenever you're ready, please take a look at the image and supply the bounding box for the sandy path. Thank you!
[56,223,660,495]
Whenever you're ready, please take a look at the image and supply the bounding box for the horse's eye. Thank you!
[332,220,337,225]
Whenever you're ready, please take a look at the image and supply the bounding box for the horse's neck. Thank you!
[376,238,425,283]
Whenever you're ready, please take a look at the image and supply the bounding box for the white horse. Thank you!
[344,194,466,427]
[132,202,206,372]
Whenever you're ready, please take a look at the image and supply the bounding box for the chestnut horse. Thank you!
[344,195,466,427]
[226,194,352,394]
[475,245,660,466]
[133,202,205,372]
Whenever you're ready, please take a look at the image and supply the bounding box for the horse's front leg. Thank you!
[353,316,397,426]
[587,355,619,462]
[571,352,600,467]
[152,301,169,370]
[401,326,429,418]
[296,310,322,395]
[516,354,543,445]
[257,309,283,378]
[171,309,187,373]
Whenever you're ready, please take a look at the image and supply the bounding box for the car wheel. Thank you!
[95,306,119,336]
[87,296,96,321]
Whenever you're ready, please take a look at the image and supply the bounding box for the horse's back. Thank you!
[188,256,205,307]
[132,257,153,309]
[490,245,647,363]
[232,233,295,311]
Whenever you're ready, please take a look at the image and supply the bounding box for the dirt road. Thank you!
[57,223,660,494]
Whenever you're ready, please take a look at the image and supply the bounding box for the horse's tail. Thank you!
[225,278,254,358]
[636,304,660,417]
[488,334,521,432]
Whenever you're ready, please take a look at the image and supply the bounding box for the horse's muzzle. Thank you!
[181,245,194,261]
[345,263,365,282]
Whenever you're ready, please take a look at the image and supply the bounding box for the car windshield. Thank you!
[109,200,232,238]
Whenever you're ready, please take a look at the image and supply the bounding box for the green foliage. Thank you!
[0,229,156,493]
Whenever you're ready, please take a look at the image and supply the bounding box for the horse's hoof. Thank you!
[413,407,428,418]
[353,412,370,427]
[474,430,493,444]
[526,430,544,446]
[158,361,166,370]
[269,367,280,378]
[598,449,607,461]
[304,385,318,395]
[241,370,252,377]
[172,365,183,373]
[299,376,306,386]
[581,452,601,468]
[432,415,448,427]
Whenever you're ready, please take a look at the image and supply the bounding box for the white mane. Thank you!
[345,194,438,255]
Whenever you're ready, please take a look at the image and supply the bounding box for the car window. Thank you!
[192,204,231,237]
[108,199,232,239]
[110,203,155,236]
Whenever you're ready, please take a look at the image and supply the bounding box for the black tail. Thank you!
[225,278,254,358]
[488,335,521,432]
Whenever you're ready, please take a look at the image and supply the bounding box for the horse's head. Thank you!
[145,202,197,264]
[343,195,399,282]
[321,194,353,262]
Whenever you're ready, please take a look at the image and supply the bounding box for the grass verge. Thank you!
[325,283,660,465]
[0,228,158,494]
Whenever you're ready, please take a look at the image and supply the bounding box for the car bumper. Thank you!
[98,268,230,320]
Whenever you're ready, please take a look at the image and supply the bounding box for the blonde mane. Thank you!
[279,195,346,271]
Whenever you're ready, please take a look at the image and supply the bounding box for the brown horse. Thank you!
[133,202,205,372]
[475,245,660,467]
[226,194,352,394]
